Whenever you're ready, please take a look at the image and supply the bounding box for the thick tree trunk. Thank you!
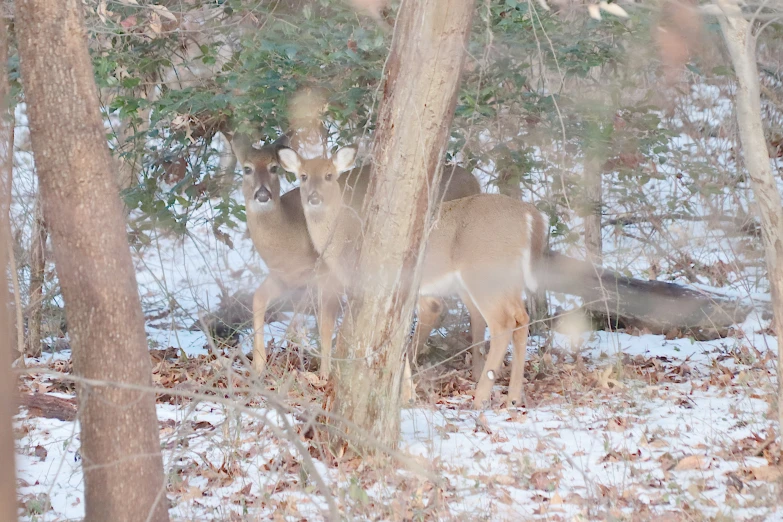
[16,2,169,521]
[716,0,783,438]
[26,198,46,357]
[332,0,475,451]
[0,18,18,522]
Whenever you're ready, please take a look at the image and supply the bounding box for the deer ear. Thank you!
[276,147,302,176]
[273,132,291,149]
[333,147,357,173]
[230,134,253,164]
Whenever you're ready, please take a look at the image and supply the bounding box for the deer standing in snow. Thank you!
[277,146,547,408]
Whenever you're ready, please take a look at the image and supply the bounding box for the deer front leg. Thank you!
[412,296,444,361]
[317,288,339,379]
[252,277,285,375]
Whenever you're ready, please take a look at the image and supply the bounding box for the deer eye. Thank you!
[269,165,278,174]
[325,173,333,181]
[243,166,253,175]
[300,174,308,182]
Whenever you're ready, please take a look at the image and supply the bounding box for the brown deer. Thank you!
[230,133,342,377]
[277,147,547,408]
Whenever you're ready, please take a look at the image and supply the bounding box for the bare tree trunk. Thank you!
[0,17,18,522]
[26,198,46,357]
[0,206,17,522]
[583,155,603,265]
[16,2,169,521]
[332,0,475,451]
[0,18,22,365]
[716,0,783,439]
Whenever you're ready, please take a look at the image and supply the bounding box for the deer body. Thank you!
[277,146,547,407]
[419,194,548,407]
[276,147,498,389]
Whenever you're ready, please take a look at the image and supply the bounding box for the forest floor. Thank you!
[12,215,783,521]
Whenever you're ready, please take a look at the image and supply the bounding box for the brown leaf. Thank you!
[674,455,706,471]
[747,465,783,482]
[34,445,48,461]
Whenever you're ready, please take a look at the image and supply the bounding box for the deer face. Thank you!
[231,135,288,212]
[276,147,357,218]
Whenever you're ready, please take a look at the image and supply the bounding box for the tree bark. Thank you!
[0,201,17,522]
[716,0,783,438]
[0,17,18,522]
[26,198,46,357]
[332,0,475,451]
[16,2,169,521]
[582,155,603,265]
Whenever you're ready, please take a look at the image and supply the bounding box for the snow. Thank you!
[12,80,783,520]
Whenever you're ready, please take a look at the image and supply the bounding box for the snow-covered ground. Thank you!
[13,209,783,520]
[12,80,783,519]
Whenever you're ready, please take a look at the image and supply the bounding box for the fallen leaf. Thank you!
[675,455,706,471]
[34,445,48,461]
[494,475,516,486]
[748,465,783,482]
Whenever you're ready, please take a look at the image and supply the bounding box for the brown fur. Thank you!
[277,145,548,407]
[232,134,349,377]
[276,148,498,389]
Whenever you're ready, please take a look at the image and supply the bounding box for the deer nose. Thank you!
[254,186,271,203]
[307,192,322,206]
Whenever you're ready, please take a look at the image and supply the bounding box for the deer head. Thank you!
[276,146,357,219]
[231,133,291,212]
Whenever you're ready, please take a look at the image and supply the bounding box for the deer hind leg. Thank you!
[412,296,444,360]
[252,277,286,375]
[472,301,515,409]
[459,292,487,382]
[507,300,530,408]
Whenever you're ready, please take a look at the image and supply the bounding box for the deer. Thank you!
[229,133,343,378]
[276,146,548,408]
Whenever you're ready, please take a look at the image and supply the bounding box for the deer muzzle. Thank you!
[254,186,272,203]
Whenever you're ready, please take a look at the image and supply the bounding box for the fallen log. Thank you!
[18,393,77,422]
[538,252,752,340]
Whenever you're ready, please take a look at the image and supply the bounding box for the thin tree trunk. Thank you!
[16,2,169,521]
[332,0,475,451]
[0,17,18,522]
[583,155,603,265]
[716,0,783,440]
[0,18,22,365]
[0,201,17,522]
[26,197,46,357]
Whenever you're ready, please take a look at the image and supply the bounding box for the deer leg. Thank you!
[317,289,339,379]
[412,296,444,360]
[507,300,530,408]
[459,292,487,382]
[252,277,285,375]
[472,303,514,409]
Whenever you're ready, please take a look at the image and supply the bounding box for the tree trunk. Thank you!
[0,200,17,522]
[16,2,169,521]
[716,0,783,439]
[26,198,46,357]
[583,155,603,265]
[332,0,475,451]
[0,17,18,522]
[0,19,22,365]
